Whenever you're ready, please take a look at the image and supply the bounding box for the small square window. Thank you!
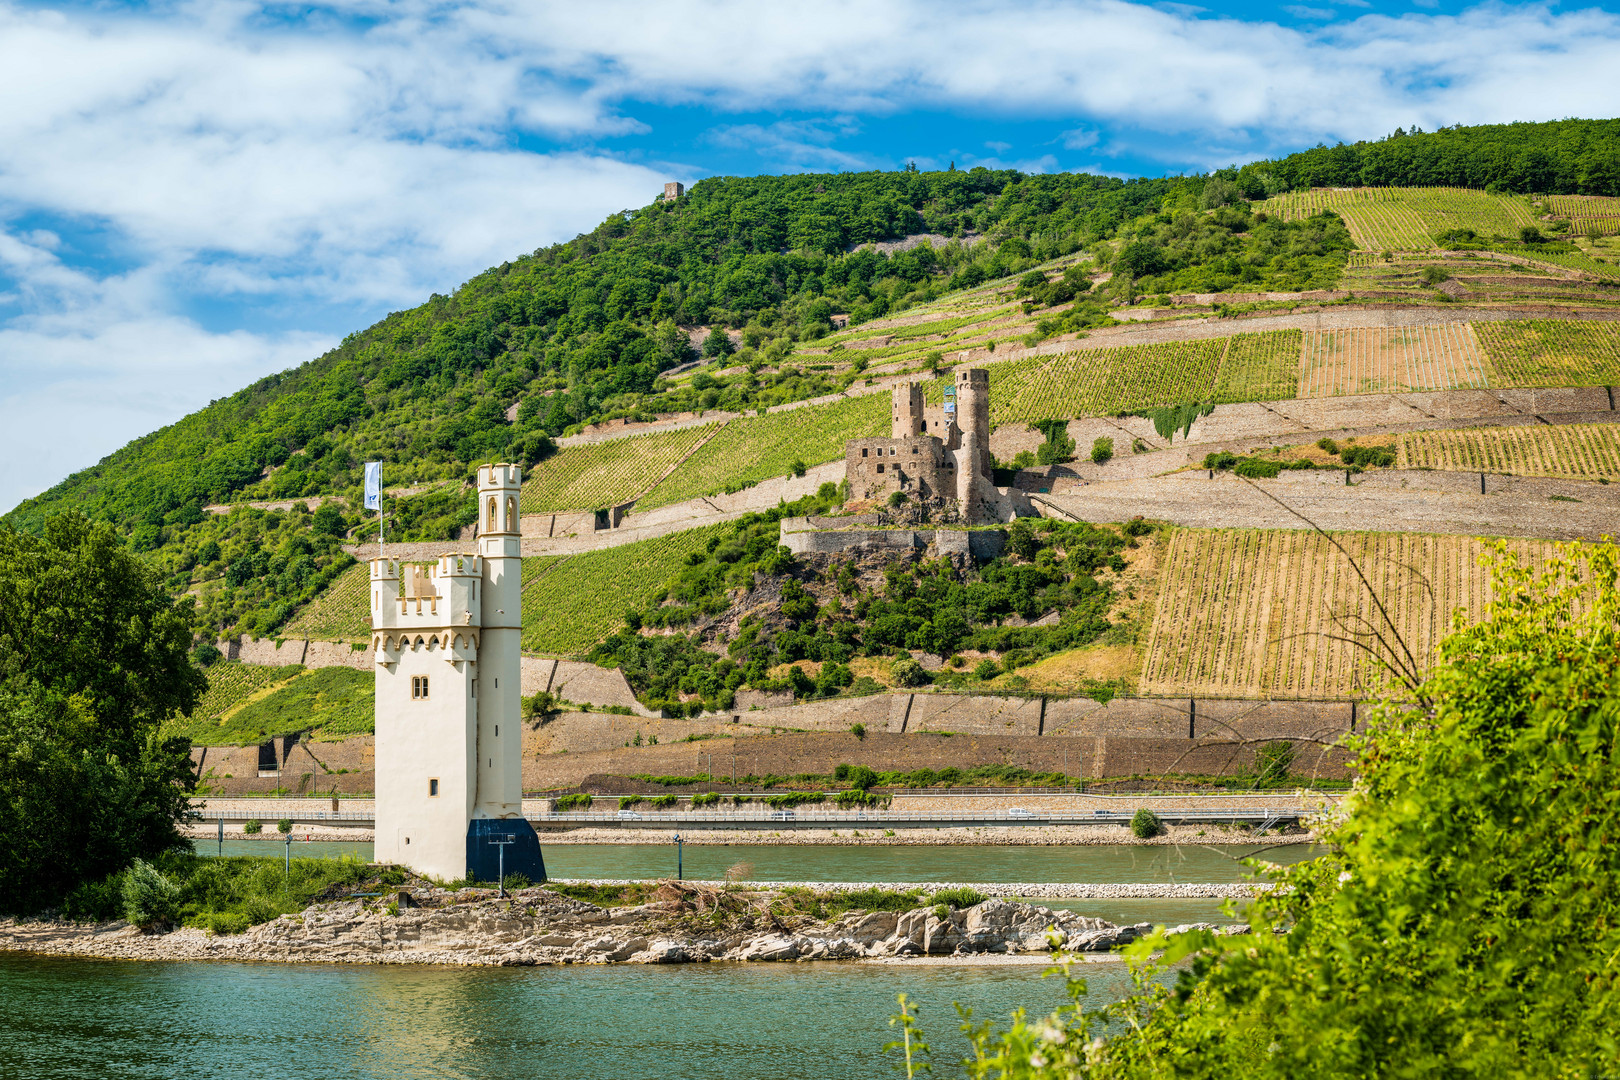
[876,463,884,473]
[861,448,868,457]
[428,778,439,797]
[912,447,919,454]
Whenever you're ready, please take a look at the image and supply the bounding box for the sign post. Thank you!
[490,834,515,897]
[674,833,683,881]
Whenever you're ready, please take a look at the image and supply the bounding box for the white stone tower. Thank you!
[370,463,546,883]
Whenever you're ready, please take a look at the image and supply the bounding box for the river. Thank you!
[0,953,1139,1079]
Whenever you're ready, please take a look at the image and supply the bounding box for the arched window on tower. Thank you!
[506,497,517,529]
[487,498,497,530]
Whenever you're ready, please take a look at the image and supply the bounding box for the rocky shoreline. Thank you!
[0,883,1255,967]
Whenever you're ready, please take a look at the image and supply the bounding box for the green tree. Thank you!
[702,327,735,359]
[0,514,203,915]
[937,540,1620,1077]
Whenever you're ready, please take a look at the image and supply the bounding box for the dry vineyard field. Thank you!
[1298,324,1490,397]
[1400,423,1620,481]
[1139,528,1558,699]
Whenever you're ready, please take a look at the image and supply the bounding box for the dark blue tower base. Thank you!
[466,818,548,885]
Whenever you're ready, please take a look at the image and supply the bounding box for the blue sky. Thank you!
[2,0,1617,512]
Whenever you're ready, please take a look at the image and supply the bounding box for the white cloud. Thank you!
[6,0,1620,510]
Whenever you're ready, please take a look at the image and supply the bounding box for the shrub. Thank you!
[973,659,1000,680]
[122,859,180,929]
[276,818,293,834]
[243,819,262,835]
[502,873,532,891]
[1131,807,1164,838]
[850,722,867,739]
[202,911,253,936]
[692,792,720,808]
[651,794,678,809]
[379,866,407,887]
[891,656,930,687]
[1202,450,1238,470]
[1256,740,1296,784]
[1315,437,1340,455]
[1233,457,1283,479]
[1123,517,1153,537]
[845,765,879,791]
[62,874,124,922]
[887,490,908,507]
[619,795,642,810]
[191,642,222,667]
[1341,443,1396,468]
[1091,437,1115,464]
[553,793,593,812]
[932,886,987,909]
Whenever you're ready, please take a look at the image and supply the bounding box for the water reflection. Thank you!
[0,955,1133,1080]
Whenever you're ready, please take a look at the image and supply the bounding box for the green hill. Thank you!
[7,118,1620,642]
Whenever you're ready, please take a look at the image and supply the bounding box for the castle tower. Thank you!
[371,463,546,884]
[891,382,924,438]
[954,368,993,521]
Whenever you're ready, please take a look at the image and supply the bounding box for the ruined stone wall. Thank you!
[845,434,951,502]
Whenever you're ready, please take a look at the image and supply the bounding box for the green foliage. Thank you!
[1089,437,1114,464]
[890,655,931,687]
[764,790,825,809]
[1315,436,1340,455]
[943,538,1620,1077]
[618,795,641,810]
[276,818,293,834]
[553,793,593,812]
[1254,740,1296,784]
[0,515,202,915]
[1119,208,1355,294]
[121,859,181,929]
[243,818,262,834]
[502,873,532,892]
[691,792,720,809]
[171,665,374,746]
[1340,443,1397,468]
[1141,401,1215,443]
[850,722,867,739]
[1130,807,1163,838]
[930,886,987,910]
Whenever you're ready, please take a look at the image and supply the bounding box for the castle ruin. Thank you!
[844,368,1007,523]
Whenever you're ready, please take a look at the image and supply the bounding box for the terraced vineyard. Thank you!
[1473,319,1620,386]
[991,340,1227,422]
[1140,528,1556,699]
[637,394,887,509]
[1400,423,1620,480]
[1299,323,1491,397]
[1212,330,1303,403]
[186,662,306,723]
[523,423,719,512]
[1260,187,1537,251]
[1544,194,1620,236]
[283,562,373,641]
[520,526,724,655]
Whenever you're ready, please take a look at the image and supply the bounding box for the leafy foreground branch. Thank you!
[903,539,1620,1078]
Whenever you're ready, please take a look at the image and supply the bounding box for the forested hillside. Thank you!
[6,118,1619,641]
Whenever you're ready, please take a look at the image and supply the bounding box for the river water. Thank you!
[0,954,1136,1079]
[1,841,1309,1077]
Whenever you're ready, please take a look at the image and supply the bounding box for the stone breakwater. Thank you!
[0,888,1254,968]
[555,879,1262,899]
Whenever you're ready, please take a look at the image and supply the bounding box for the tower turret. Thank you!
[891,382,924,438]
[954,368,993,520]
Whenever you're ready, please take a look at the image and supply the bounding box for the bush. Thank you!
[973,659,1000,680]
[891,656,930,687]
[553,793,593,812]
[203,911,253,936]
[1341,443,1396,468]
[1123,517,1153,537]
[651,794,678,809]
[1315,437,1340,455]
[243,819,262,835]
[618,795,641,810]
[850,722,867,739]
[1234,457,1284,479]
[845,765,879,791]
[1202,450,1238,470]
[1131,807,1164,838]
[502,873,532,891]
[122,859,180,929]
[932,886,987,909]
[1256,740,1296,784]
[191,642,222,667]
[887,490,908,507]
[379,866,407,887]
[1091,437,1114,464]
[276,818,293,834]
[692,792,720,808]
[62,874,125,922]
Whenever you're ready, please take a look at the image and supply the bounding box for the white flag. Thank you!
[364,462,381,511]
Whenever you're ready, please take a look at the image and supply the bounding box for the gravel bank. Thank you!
[552,878,1262,899]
